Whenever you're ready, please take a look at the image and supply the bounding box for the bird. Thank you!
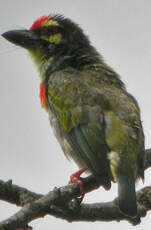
[2,14,145,218]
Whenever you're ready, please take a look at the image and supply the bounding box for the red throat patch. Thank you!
[30,15,51,30]
[40,82,48,111]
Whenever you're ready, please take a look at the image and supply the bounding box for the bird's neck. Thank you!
[28,49,54,81]
[28,47,124,90]
[28,47,101,80]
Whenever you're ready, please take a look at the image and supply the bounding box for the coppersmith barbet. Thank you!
[2,14,145,217]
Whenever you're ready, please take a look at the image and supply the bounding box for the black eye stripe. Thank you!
[32,26,61,36]
[41,26,62,35]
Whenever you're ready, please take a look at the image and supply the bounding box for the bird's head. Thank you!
[2,14,100,78]
[2,15,94,58]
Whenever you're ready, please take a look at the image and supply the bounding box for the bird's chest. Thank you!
[39,80,72,157]
[48,108,86,168]
[48,108,73,159]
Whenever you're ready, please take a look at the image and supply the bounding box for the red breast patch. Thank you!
[40,82,48,111]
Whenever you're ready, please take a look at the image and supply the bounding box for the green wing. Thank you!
[66,106,110,179]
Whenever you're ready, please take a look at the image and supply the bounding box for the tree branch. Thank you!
[0,148,151,229]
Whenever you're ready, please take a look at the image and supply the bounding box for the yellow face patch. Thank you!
[42,33,61,44]
[41,19,59,27]
[48,33,61,44]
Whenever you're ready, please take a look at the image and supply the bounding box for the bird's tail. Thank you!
[117,174,137,217]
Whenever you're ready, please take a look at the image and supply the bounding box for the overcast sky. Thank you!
[0,0,151,229]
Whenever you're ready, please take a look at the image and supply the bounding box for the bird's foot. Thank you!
[69,167,87,202]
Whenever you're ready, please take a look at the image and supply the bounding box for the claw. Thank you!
[69,167,87,202]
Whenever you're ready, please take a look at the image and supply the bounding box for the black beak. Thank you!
[1,29,41,49]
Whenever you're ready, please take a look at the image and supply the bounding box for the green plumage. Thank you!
[2,14,145,217]
[47,65,144,179]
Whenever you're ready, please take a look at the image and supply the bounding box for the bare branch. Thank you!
[0,148,151,229]
[0,180,42,206]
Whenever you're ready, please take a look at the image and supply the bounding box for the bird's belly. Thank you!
[48,109,87,170]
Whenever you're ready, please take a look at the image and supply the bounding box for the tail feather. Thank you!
[118,175,137,217]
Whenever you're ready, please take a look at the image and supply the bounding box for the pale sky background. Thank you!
[0,0,151,229]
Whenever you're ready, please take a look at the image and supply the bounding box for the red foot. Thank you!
[69,167,87,202]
